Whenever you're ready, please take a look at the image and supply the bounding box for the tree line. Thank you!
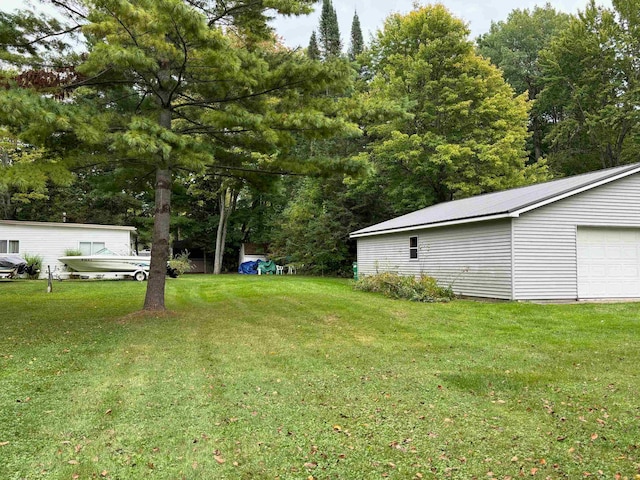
[1,0,638,310]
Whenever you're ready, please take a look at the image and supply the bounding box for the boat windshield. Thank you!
[94,248,117,256]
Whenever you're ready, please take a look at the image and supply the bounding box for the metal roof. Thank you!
[350,162,640,238]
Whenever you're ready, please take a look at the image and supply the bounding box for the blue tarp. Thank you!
[238,260,261,274]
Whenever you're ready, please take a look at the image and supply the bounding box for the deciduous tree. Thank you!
[538,0,640,174]
[477,5,571,163]
[362,5,548,213]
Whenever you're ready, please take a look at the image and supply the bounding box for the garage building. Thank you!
[350,163,640,300]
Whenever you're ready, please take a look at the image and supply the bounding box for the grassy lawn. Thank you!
[1,275,639,479]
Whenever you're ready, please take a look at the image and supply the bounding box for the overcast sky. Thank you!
[4,0,613,49]
[273,0,613,49]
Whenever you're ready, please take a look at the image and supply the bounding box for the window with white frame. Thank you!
[79,241,106,255]
[0,240,19,254]
[409,236,418,259]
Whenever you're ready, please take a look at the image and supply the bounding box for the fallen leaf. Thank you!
[590,433,598,441]
[0,442,9,447]
[105,409,112,415]
[333,425,342,431]
[100,471,108,477]
[304,462,318,469]
[530,467,538,475]
[214,455,225,464]
[68,460,79,465]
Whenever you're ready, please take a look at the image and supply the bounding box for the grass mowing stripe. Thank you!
[1,275,639,478]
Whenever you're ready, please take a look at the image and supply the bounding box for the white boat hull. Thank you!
[59,255,150,273]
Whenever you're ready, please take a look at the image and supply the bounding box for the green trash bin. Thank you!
[353,262,358,281]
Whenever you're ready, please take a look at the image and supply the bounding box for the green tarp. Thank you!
[258,259,277,275]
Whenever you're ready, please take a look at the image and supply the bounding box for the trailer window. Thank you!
[0,240,19,254]
[79,241,106,255]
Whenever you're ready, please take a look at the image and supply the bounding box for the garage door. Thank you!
[577,227,640,298]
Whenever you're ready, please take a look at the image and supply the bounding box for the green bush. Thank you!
[168,250,193,276]
[64,248,83,256]
[354,272,454,302]
[22,253,43,280]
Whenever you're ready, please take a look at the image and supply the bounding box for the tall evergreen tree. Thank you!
[348,11,364,61]
[318,0,342,59]
[307,30,320,60]
[0,0,358,311]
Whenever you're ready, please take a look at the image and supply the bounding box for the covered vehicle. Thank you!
[0,255,27,278]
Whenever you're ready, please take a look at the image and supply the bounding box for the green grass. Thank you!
[1,276,639,479]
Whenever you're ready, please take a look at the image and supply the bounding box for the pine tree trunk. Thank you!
[143,166,172,310]
[143,100,172,311]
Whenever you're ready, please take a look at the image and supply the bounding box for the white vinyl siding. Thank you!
[357,219,513,299]
[513,173,640,300]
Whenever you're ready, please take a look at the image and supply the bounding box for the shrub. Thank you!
[64,248,83,256]
[354,272,454,303]
[168,250,193,276]
[22,253,43,279]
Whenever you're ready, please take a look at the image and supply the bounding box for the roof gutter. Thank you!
[349,212,515,238]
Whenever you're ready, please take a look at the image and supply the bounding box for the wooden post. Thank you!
[47,266,53,293]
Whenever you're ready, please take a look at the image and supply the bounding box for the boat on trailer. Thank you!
[58,248,150,281]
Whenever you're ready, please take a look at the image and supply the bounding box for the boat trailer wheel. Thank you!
[134,271,147,282]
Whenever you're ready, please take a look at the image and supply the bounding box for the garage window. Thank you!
[409,236,418,259]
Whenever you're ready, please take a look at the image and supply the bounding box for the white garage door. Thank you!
[577,227,640,298]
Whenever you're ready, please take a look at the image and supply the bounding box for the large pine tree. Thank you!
[348,11,364,60]
[0,0,357,311]
[318,0,342,59]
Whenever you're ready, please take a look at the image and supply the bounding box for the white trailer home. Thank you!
[0,220,136,278]
[351,162,640,301]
